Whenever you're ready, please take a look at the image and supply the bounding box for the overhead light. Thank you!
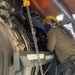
[56,14,64,21]
[72,14,75,20]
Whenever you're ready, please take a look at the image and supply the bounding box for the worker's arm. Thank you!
[47,29,56,52]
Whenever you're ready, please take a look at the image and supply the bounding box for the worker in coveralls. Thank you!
[43,15,75,75]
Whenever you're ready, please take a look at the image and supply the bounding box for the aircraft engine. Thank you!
[0,1,30,75]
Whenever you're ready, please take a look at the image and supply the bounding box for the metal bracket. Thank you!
[13,51,54,75]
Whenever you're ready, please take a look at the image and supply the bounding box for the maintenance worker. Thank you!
[43,15,75,75]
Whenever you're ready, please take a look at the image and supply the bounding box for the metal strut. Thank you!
[23,0,44,75]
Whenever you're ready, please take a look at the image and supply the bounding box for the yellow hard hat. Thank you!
[43,15,59,25]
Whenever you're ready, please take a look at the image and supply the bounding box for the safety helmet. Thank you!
[43,15,59,25]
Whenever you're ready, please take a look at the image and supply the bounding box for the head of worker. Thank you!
[43,15,59,32]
